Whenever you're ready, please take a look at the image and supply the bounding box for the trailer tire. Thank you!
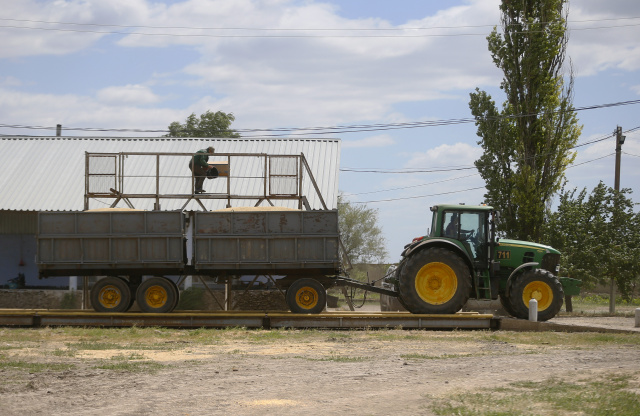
[286,278,326,314]
[91,277,132,313]
[136,277,178,313]
[509,269,564,321]
[398,248,471,314]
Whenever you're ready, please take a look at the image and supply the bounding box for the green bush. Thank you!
[60,291,79,309]
[176,287,205,310]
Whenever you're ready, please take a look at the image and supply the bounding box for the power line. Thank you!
[348,152,618,204]
[2,100,639,138]
[351,186,486,204]
[1,21,639,38]
[340,166,476,174]
[568,153,615,168]
[343,173,480,196]
[192,100,640,137]
[1,16,639,33]
[341,125,639,175]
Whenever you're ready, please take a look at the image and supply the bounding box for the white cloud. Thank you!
[1,0,639,137]
[342,135,395,148]
[0,0,151,58]
[0,87,178,135]
[110,0,503,127]
[568,2,640,75]
[97,84,161,105]
[404,142,483,169]
[0,76,21,87]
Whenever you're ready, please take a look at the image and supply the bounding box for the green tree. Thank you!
[469,0,582,241]
[338,194,388,265]
[166,110,240,138]
[543,182,640,300]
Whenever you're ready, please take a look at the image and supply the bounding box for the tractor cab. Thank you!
[406,204,497,275]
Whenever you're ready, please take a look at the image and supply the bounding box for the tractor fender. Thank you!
[505,262,539,298]
[404,239,475,272]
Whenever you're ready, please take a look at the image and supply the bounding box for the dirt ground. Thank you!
[1,315,639,416]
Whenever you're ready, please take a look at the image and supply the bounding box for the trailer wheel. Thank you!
[398,248,471,314]
[91,277,132,313]
[136,277,178,313]
[286,278,326,314]
[509,269,564,321]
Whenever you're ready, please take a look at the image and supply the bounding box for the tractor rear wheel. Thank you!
[91,277,132,313]
[136,277,179,313]
[286,278,327,314]
[509,269,564,321]
[398,248,471,314]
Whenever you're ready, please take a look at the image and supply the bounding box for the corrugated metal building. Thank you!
[0,136,341,286]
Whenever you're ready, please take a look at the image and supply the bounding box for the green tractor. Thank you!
[390,204,580,321]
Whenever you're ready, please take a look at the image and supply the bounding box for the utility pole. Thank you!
[610,125,626,314]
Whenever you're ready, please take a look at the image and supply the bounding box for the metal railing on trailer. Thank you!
[84,151,328,211]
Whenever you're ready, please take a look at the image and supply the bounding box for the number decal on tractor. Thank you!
[497,250,511,260]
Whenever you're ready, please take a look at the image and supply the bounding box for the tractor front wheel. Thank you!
[499,294,519,318]
[509,269,564,321]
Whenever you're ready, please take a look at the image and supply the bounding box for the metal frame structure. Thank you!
[84,151,328,211]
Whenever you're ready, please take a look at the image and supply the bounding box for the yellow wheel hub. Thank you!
[522,281,553,311]
[98,285,122,309]
[144,285,168,308]
[415,262,458,305]
[295,287,318,310]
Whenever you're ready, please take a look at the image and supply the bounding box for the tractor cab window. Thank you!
[442,211,487,262]
[429,211,437,237]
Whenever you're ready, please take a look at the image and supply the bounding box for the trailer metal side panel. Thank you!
[193,210,340,271]
[37,211,184,274]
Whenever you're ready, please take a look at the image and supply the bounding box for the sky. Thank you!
[1,0,639,262]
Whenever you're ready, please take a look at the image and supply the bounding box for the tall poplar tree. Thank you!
[469,0,582,241]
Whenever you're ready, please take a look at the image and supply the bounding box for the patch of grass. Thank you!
[0,360,75,373]
[429,373,640,416]
[0,344,20,351]
[365,331,423,341]
[110,352,146,361]
[65,341,127,350]
[297,354,370,362]
[247,329,289,343]
[565,293,640,316]
[401,352,479,360]
[65,340,179,352]
[94,361,167,373]
[50,348,77,357]
[484,331,640,347]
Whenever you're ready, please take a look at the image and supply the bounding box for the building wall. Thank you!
[0,211,37,234]
[0,211,69,287]
[0,234,43,287]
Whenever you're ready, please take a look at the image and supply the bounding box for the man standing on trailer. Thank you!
[188,146,215,193]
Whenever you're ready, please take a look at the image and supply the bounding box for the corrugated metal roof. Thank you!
[0,137,340,211]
